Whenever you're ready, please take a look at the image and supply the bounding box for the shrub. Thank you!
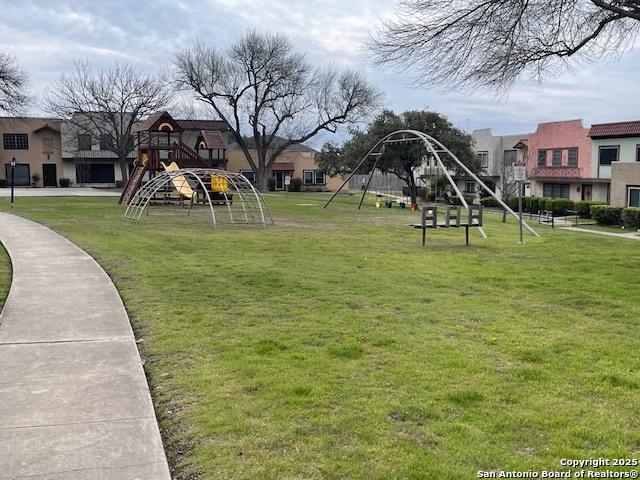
[288,177,302,192]
[591,205,623,225]
[59,178,71,188]
[480,196,499,208]
[545,198,575,216]
[575,200,607,218]
[507,196,531,212]
[0,179,7,188]
[267,177,276,191]
[529,197,543,214]
[622,207,640,229]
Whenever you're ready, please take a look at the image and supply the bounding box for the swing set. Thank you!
[324,130,539,245]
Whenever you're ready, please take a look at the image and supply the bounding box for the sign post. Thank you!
[513,161,527,244]
[284,175,291,201]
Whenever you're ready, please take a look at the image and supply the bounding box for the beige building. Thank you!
[226,146,342,191]
[589,121,640,207]
[0,117,63,187]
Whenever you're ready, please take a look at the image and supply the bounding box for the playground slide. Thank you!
[161,161,194,199]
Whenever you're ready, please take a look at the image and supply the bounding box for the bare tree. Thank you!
[45,61,171,182]
[0,53,28,114]
[369,0,640,91]
[174,31,380,191]
[497,161,519,222]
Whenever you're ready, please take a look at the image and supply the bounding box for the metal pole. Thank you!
[518,181,523,244]
[10,157,15,206]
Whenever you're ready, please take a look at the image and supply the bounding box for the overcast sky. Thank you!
[2,0,640,143]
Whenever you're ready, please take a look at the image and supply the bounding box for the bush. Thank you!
[622,207,640,229]
[575,200,607,218]
[480,196,499,208]
[59,178,71,188]
[543,198,575,216]
[0,179,7,188]
[529,197,543,214]
[591,205,623,225]
[288,177,302,192]
[267,177,276,191]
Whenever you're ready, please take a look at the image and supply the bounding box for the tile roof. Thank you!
[199,130,226,149]
[589,120,640,138]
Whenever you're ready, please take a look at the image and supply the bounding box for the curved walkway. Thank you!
[0,213,170,479]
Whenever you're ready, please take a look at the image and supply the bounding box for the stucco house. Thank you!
[589,120,640,208]
[525,119,607,202]
[469,128,530,197]
[0,117,63,187]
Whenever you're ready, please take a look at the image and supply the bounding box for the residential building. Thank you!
[589,120,640,207]
[525,119,606,201]
[60,114,136,187]
[0,117,63,187]
[467,129,530,198]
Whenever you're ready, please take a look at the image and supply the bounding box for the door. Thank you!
[581,184,592,201]
[42,164,57,187]
[275,171,285,190]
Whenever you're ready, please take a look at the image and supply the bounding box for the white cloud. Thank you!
[0,0,639,137]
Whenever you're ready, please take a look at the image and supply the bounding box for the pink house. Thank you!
[524,120,608,202]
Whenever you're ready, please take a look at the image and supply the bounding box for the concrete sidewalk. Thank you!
[0,187,120,197]
[0,213,170,479]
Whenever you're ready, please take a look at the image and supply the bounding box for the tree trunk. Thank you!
[408,174,418,205]
[255,164,270,192]
[119,157,129,184]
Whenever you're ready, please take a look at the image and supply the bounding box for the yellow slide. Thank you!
[161,161,194,199]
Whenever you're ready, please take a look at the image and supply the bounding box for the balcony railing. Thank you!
[530,166,581,179]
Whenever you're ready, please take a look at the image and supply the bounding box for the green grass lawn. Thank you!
[0,242,9,310]
[1,193,639,479]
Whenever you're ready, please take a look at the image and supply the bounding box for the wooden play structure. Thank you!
[412,205,483,246]
[119,111,227,205]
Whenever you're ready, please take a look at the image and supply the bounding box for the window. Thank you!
[303,170,314,185]
[636,145,640,162]
[537,150,547,167]
[503,150,517,166]
[42,137,54,153]
[77,134,92,151]
[629,187,640,207]
[303,170,325,186]
[240,170,255,183]
[99,134,112,151]
[3,133,28,150]
[552,149,562,167]
[477,151,489,168]
[599,146,619,165]
[568,147,578,167]
[543,183,570,199]
[465,181,477,194]
[4,163,30,186]
[75,163,115,183]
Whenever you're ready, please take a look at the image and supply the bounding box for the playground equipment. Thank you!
[119,111,224,205]
[324,130,539,240]
[412,205,483,246]
[161,161,194,199]
[123,168,272,227]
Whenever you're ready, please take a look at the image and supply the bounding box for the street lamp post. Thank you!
[10,157,16,206]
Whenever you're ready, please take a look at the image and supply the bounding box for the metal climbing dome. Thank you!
[123,168,272,227]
